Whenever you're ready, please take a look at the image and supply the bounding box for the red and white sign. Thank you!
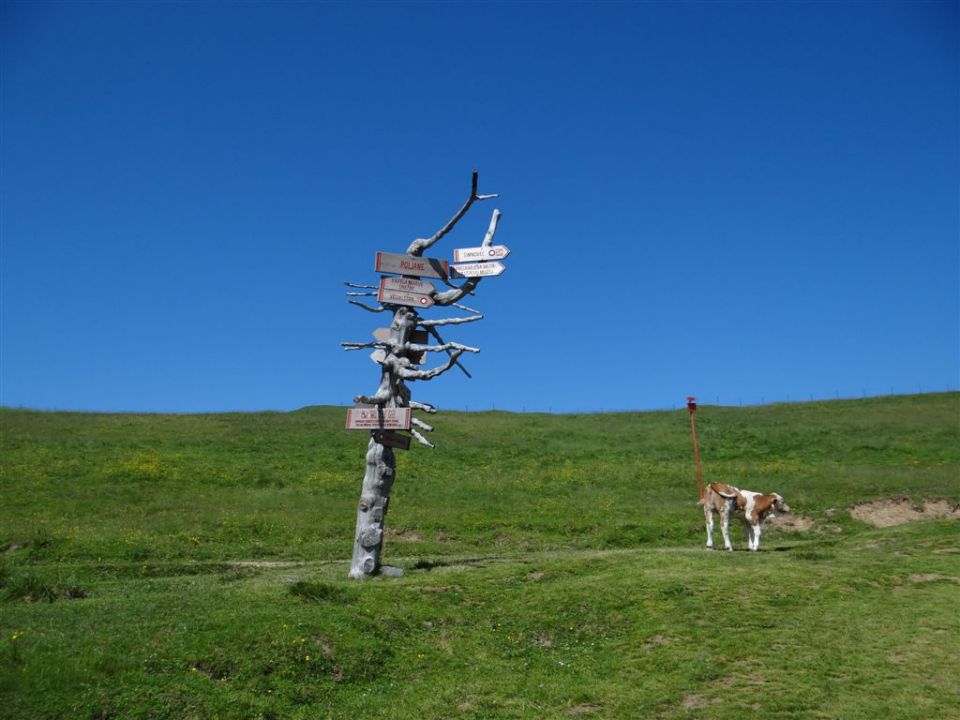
[345,406,412,430]
[450,261,506,278]
[453,245,510,263]
[375,251,448,279]
[377,287,435,308]
[379,276,435,296]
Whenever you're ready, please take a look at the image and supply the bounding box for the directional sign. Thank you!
[450,261,506,278]
[378,287,435,308]
[372,328,428,364]
[375,251,448,279]
[346,406,411,430]
[370,349,387,365]
[453,245,510,263]
[373,328,429,345]
[373,430,411,451]
[379,276,435,296]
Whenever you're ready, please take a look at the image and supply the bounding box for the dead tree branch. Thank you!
[411,417,434,432]
[411,428,436,448]
[419,314,483,328]
[407,341,480,354]
[397,349,465,381]
[433,209,502,306]
[409,400,437,413]
[406,171,498,257]
[340,341,386,351]
[348,300,388,313]
[424,326,471,379]
[353,392,389,406]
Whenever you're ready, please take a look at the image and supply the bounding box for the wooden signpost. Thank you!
[374,251,448,279]
[453,244,511,262]
[340,171,509,579]
[379,277,435,295]
[377,286,435,308]
[450,261,506,278]
[345,406,412,430]
[373,430,412,450]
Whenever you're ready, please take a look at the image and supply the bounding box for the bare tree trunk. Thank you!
[349,435,395,578]
[348,307,414,578]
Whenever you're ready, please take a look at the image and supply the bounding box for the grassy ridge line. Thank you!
[1,393,957,565]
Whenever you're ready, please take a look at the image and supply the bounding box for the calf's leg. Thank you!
[720,508,734,551]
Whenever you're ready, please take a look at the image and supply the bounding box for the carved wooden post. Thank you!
[340,172,508,579]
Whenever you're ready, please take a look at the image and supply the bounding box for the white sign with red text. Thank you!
[453,245,510,263]
[345,406,412,430]
[450,261,506,278]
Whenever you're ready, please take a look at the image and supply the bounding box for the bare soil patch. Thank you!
[681,694,713,710]
[849,498,960,527]
[385,527,423,542]
[767,514,814,531]
[907,574,960,584]
[567,703,601,716]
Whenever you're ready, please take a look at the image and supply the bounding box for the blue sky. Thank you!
[2,0,957,413]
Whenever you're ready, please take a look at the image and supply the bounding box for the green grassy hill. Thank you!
[1,394,958,718]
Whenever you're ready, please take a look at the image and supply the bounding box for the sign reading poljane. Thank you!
[375,251,448,279]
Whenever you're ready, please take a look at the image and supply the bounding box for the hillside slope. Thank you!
[1,394,958,718]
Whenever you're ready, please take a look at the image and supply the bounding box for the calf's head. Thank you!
[769,493,790,516]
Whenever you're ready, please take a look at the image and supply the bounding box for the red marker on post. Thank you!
[687,396,704,500]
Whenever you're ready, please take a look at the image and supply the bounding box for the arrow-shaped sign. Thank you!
[453,245,511,263]
[377,287,435,308]
[373,430,412,451]
[450,261,506,278]
[379,276,435,296]
[375,251,448,279]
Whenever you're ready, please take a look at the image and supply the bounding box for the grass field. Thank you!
[1,393,958,718]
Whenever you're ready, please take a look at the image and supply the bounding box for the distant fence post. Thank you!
[687,396,704,500]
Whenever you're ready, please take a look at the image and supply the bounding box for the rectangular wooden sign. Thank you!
[377,287,435,308]
[379,276,435,295]
[450,261,506,278]
[373,430,412,450]
[345,406,412,430]
[453,245,510,263]
[375,252,448,279]
[372,328,429,345]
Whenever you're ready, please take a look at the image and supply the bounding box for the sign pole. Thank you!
[339,170,508,579]
[687,396,704,500]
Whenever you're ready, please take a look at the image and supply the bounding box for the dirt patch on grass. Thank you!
[849,498,960,527]
[681,694,713,710]
[641,634,669,649]
[225,561,304,569]
[767,514,814,531]
[385,527,423,542]
[907,574,960,584]
[568,703,601,716]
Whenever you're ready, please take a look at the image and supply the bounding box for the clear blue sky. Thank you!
[2,1,957,413]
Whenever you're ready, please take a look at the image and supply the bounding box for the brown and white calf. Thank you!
[699,482,790,551]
